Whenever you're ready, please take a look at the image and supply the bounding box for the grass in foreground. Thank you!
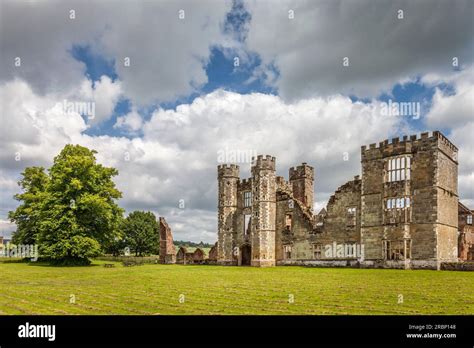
[0,260,472,315]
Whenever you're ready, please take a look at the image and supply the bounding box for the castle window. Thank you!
[383,240,411,260]
[386,156,411,183]
[244,191,252,207]
[347,207,356,226]
[385,197,411,210]
[283,245,292,259]
[313,244,322,259]
[468,215,473,225]
[285,214,292,230]
[244,214,251,236]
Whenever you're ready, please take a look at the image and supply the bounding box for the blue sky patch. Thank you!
[71,45,117,82]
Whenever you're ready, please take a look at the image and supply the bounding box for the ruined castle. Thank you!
[217,131,471,269]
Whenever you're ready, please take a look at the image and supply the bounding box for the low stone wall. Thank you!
[277,259,473,271]
[441,262,474,271]
[409,260,439,270]
[96,256,160,264]
[277,259,359,267]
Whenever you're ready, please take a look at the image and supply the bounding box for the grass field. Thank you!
[0,260,473,315]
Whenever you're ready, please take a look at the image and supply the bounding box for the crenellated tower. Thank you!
[289,162,314,211]
[217,164,239,265]
[360,131,458,268]
[251,155,277,267]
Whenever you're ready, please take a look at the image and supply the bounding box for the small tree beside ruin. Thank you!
[122,211,159,256]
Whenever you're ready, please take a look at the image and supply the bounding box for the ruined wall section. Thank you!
[458,203,474,260]
[275,189,315,260]
[159,217,176,264]
[318,177,361,246]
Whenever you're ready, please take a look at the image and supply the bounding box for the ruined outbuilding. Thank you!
[176,247,206,264]
[208,242,218,263]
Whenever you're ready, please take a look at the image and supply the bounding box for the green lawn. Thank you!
[0,260,473,315]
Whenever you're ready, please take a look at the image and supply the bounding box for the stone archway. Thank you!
[241,244,251,266]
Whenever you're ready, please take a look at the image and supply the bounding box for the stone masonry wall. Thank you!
[276,190,315,260]
[289,163,314,211]
[251,155,277,267]
[217,164,239,265]
[159,217,176,264]
[215,131,462,269]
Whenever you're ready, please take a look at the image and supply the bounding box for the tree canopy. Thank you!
[122,211,160,257]
[9,166,49,245]
[9,144,124,265]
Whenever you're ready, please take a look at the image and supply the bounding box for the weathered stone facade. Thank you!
[458,202,474,261]
[159,217,176,264]
[217,131,467,269]
[359,131,459,269]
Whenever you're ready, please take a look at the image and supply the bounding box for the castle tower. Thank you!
[289,162,314,211]
[217,164,239,265]
[360,131,458,269]
[251,155,277,267]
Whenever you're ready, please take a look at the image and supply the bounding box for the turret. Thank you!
[217,164,240,265]
[289,162,314,211]
[251,155,277,267]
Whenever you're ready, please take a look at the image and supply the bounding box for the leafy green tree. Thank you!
[9,167,49,245]
[104,233,127,256]
[32,144,124,265]
[122,211,159,256]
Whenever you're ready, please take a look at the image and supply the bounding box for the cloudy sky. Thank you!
[0,0,473,243]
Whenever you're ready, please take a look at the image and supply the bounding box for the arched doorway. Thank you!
[241,244,251,266]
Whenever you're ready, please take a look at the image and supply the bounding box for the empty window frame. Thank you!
[285,214,292,230]
[386,156,411,182]
[383,239,411,260]
[313,243,322,259]
[386,197,411,210]
[347,207,357,226]
[243,214,251,236]
[283,245,292,259]
[243,191,252,207]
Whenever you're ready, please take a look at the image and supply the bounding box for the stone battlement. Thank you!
[251,154,276,170]
[238,178,252,190]
[433,130,458,151]
[289,162,314,180]
[217,164,240,177]
[361,130,458,161]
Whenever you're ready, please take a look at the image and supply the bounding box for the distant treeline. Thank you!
[174,240,214,248]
